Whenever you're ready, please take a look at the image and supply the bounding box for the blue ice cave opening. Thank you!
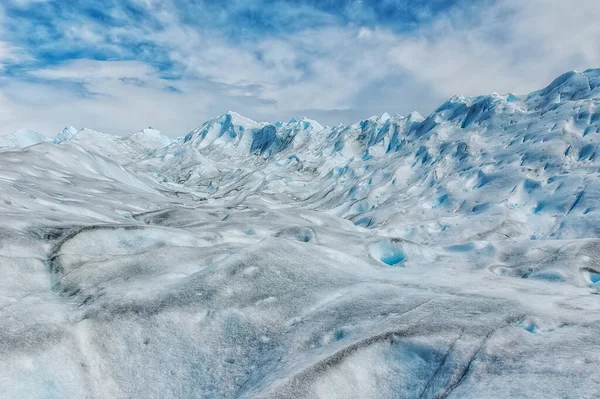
[589,272,600,284]
[334,329,347,341]
[372,241,407,266]
[523,322,537,333]
[516,319,538,333]
[381,251,406,266]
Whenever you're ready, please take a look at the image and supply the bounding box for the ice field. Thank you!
[1,69,600,398]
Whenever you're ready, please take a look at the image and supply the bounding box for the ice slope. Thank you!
[152,69,600,243]
[1,125,173,159]
[125,127,173,150]
[0,128,51,149]
[1,69,600,399]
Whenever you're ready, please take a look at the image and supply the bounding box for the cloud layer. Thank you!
[0,0,599,136]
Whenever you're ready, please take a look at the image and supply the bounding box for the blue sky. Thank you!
[0,0,599,136]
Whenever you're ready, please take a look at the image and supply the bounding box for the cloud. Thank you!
[0,0,599,137]
[0,42,24,68]
[0,7,31,71]
[389,0,600,98]
[0,60,205,136]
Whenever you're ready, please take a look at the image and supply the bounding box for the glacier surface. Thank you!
[1,69,600,398]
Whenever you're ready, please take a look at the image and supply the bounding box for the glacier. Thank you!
[1,69,600,398]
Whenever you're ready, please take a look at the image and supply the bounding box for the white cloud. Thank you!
[0,0,599,137]
[389,0,600,98]
[0,42,22,68]
[0,7,32,70]
[0,61,208,136]
[33,59,158,81]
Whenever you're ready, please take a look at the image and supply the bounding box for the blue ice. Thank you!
[375,241,407,266]
[444,242,476,252]
[589,273,600,284]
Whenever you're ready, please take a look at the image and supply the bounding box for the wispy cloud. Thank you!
[389,0,600,97]
[0,0,598,136]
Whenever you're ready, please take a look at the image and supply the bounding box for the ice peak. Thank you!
[127,127,172,149]
[217,111,259,128]
[54,126,79,143]
[297,117,324,132]
[407,111,425,123]
[137,127,162,135]
[0,128,49,149]
[531,68,600,105]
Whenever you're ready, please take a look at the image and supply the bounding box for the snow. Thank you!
[124,127,173,150]
[0,128,50,149]
[2,69,600,398]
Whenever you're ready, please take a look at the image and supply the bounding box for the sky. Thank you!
[0,0,599,137]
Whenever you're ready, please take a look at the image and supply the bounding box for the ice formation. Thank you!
[1,69,600,398]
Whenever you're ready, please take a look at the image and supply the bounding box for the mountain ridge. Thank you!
[4,68,599,152]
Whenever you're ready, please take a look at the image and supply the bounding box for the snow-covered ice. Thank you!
[2,69,600,398]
